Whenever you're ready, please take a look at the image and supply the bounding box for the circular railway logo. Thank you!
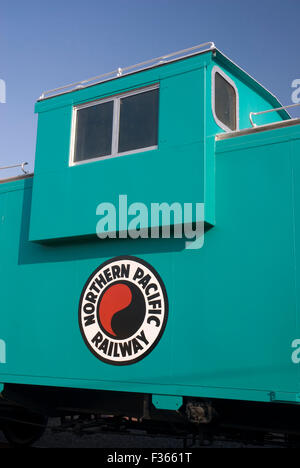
[79,256,168,365]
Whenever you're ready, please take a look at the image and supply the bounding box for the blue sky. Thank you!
[0,0,299,176]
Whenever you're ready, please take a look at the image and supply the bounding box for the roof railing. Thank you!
[38,42,216,101]
[0,162,29,175]
[250,102,300,127]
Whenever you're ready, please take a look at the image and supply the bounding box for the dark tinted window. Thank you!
[74,100,114,162]
[214,72,237,131]
[118,88,159,154]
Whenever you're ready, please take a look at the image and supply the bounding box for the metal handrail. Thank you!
[250,103,300,127]
[0,162,29,174]
[38,42,216,100]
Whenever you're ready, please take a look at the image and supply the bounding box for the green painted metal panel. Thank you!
[152,394,183,410]
[0,124,299,404]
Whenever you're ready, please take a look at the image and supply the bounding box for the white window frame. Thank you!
[211,66,239,132]
[69,84,159,167]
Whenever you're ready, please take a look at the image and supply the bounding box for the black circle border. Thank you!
[78,255,169,366]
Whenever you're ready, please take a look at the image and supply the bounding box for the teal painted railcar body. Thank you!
[0,45,299,419]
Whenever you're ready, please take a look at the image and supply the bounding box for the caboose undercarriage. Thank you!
[1,384,300,447]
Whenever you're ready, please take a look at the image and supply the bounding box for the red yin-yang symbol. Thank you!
[99,284,132,337]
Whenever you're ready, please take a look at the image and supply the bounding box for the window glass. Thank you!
[72,86,159,165]
[214,72,237,131]
[74,100,114,162]
[118,88,159,154]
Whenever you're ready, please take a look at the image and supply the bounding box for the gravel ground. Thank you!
[0,418,282,448]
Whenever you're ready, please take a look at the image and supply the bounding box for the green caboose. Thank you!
[0,42,300,445]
